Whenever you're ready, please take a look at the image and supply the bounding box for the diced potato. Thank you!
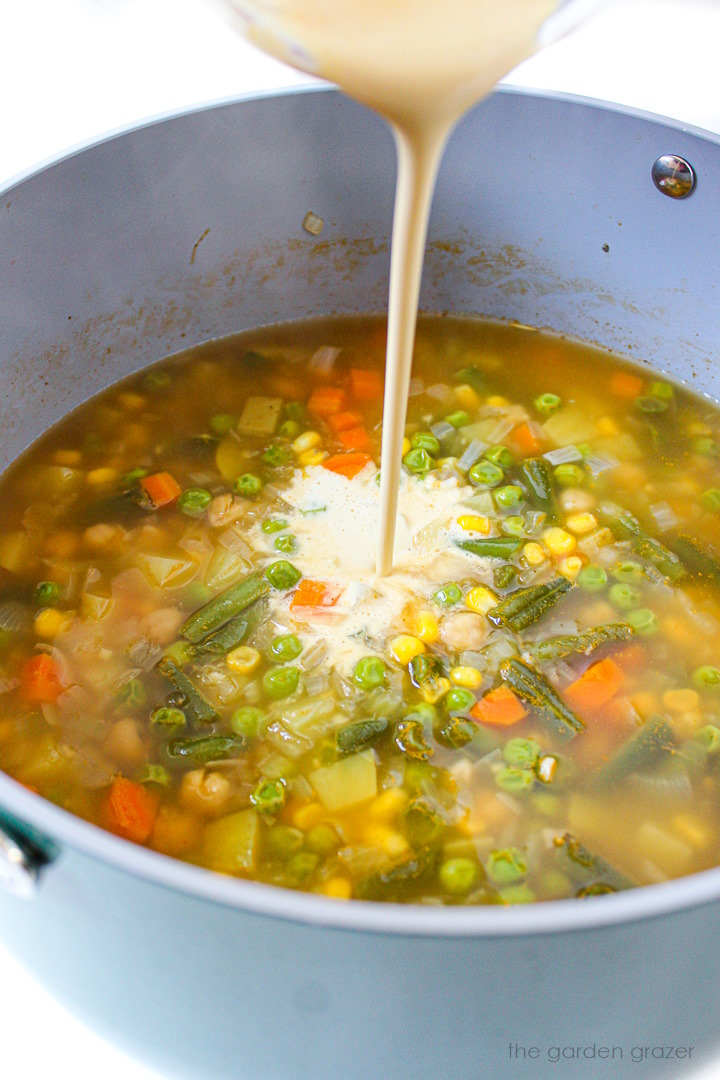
[594,433,643,463]
[237,396,283,437]
[203,809,259,874]
[0,531,31,574]
[636,822,693,878]
[309,750,377,811]
[81,593,115,621]
[215,436,247,481]
[137,554,197,589]
[543,405,596,447]
[204,546,251,590]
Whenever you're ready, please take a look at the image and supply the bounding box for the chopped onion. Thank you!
[0,601,31,635]
[300,640,327,670]
[649,501,678,532]
[426,384,453,402]
[303,670,331,697]
[308,346,340,373]
[430,420,455,441]
[457,439,487,473]
[408,377,424,396]
[585,455,616,478]
[543,445,583,466]
[217,527,253,558]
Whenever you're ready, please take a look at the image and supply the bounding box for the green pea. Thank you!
[534,392,561,416]
[262,666,300,699]
[230,706,267,738]
[494,485,524,510]
[263,561,302,590]
[209,413,235,436]
[411,432,440,456]
[445,410,470,428]
[433,582,462,607]
[121,467,148,487]
[495,767,534,795]
[143,370,171,392]
[233,473,263,498]
[502,737,541,770]
[353,656,386,690]
[262,518,288,534]
[251,777,287,813]
[444,687,475,713]
[454,365,484,391]
[692,666,720,690]
[114,678,147,711]
[178,487,212,518]
[500,884,536,905]
[138,764,170,787]
[696,725,720,754]
[484,445,515,468]
[306,824,339,855]
[468,460,504,488]
[635,395,668,414]
[270,634,303,662]
[626,608,659,636]
[284,402,306,423]
[403,448,433,474]
[553,463,585,487]
[500,515,525,537]
[274,534,297,554]
[262,443,292,468]
[402,798,444,844]
[405,702,438,725]
[610,560,645,583]
[150,706,186,727]
[648,381,674,400]
[285,852,320,885]
[692,437,720,458]
[700,488,720,513]
[278,420,301,439]
[34,581,60,607]
[577,565,608,592]
[608,583,642,610]
[266,825,303,858]
[439,857,479,895]
[486,847,527,885]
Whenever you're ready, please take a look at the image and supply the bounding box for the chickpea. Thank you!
[180,769,232,817]
[105,718,148,771]
[207,494,248,528]
[440,611,487,652]
[143,606,184,645]
[559,488,595,515]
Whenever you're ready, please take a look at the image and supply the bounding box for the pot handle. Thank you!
[0,811,58,899]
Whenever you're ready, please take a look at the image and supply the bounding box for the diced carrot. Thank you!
[105,776,159,844]
[140,471,182,508]
[22,654,64,703]
[350,368,384,402]
[290,579,342,610]
[308,386,347,418]
[337,425,372,451]
[512,422,544,456]
[563,657,624,713]
[328,410,364,433]
[470,685,527,726]
[609,371,644,399]
[322,452,373,479]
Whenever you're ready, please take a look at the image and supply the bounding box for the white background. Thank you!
[2,1,720,1077]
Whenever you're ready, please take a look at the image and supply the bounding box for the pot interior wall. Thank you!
[1,87,719,468]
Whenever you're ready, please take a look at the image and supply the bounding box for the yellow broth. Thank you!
[1,315,720,904]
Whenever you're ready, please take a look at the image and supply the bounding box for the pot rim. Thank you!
[3,84,720,938]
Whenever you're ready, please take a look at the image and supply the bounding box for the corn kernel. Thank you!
[298,448,327,467]
[557,555,583,581]
[293,802,324,830]
[522,542,546,566]
[292,430,322,455]
[670,711,703,740]
[660,617,693,647]
[412,610,439,644]
[450,666,483,690]
[486,395,509,407]
[628,692,658,719]
[118,391,146,411]
[457,515,490,534]
[596,416,619,437]
[673,813,711,849]
[566,512,598,535]
[542,527,577,556]
[226,645,261,675]
[455,384,481,410]
[662,688,700,713]
[420,676,451,703]
[402,437,411,457]
[86,467,117,486]
[389,635,425,665]
[465,586,496,616]
[368,787,408,821]
[34,608,69,640]
[323,877,353,900]
[363,823,409,858]
[53,449,82,467]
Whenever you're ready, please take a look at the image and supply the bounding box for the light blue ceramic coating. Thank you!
[1,87,720,1078]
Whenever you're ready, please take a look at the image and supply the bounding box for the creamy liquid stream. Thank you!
[222,0,561,575]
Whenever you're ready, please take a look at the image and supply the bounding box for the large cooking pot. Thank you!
[1,86,719,1080]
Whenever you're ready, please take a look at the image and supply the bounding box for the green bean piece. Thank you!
[534,392,561,416]
[484,445,515,468]
[456,536,522,560]
[138,764,170,787]
[486,847,527,885]
[439,857,479,895]
[403,448,433,474]
[533,623,634,665]
[635,395,668,414]
[468,461,504,488]
[270,634,303,662]
[395,718,433,760]
[262,666,300,700]
[433,582,462,607]
[692,666,720,690]
[553,462,585,488]
[353,656,386,690]
[229,706,267,739]
[189,599,267,659]
[209,413,235,436]
[649,380,674,400]
[436,716,474,749]
[503,737,541,770]
[411,432,440,456]
[250,778,287,814]
[264,561,302,590]
[355,848,437,902]
[150,706,187,728]
[499,657,584,740]
[493,564,517,590]
[669,535,720,586]
[34,581,61,607]
[631,536,685,582]
[166,734,245,764]
[552,833,634,893]
[155,657,219,725]
[402,798,445,845]
[284,401,306,423]
[115,678,147,711]
[487,577,572,633]
[408,653,442,688]
[180,572,270,643]
[455,365,485,391]
[519,458,558,523]
[336,717,389,754]
[121,467,148,487]
[233,473,263,498]
[593,715,675,786]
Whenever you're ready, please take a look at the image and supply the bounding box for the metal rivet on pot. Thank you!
[0,826,39,899]
[651,155,696,199]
